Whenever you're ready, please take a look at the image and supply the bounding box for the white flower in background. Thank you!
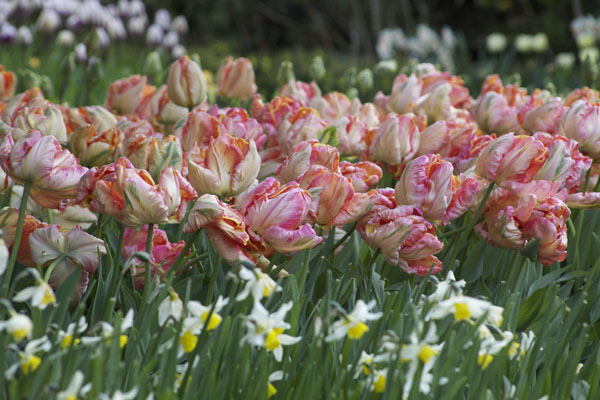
[428,296,504,326]
[99,387,139,400]
[146,24,163,46]
[579,46,599,63]
[267,371,284,398]
[158,289,183,325]
[154,9,171,30]
[128,16,147,36]
[16,26,32,46]
[57,30,75,48]
[486,32,507,54]
[171,44,186,59]
[515,34,533,53]
[555,52,576,69]
[243,301,300,362]
[57,370,92,400]
[576,32,596,49]
[81,310,134,348]
[531,33,549,53]
[58,316,88,349]
[426,271,465,303]
[236,267,281,302]
[37,8,61,33]
[325,300,382,342]
[13,269,56,309]
[162,31,178,50]
[370,369,387,393]
[0,313,33,342]
[477,328,514,370]
[376,28,404,60]
[509,330,536,359]
[173,297,228,356]
[5,336,52,378]
[74,43,87,63]
[171,15,189,35]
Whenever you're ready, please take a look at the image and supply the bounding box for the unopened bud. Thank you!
[309,56,326,81]
[277,61,294,87]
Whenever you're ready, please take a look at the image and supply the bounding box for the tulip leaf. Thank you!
[520,238,540,262]
[317,126,339,147]
[461,238,486,282]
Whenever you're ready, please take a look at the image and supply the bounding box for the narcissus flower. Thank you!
[325,299,382,342]
[0,131,88,209]
[4,336,51,378]
[217,56,257,100]
[0,312,33,341]
[105,75,147,115]
[235,267,282,302]
[13,269,56,309]
[187,134,260,197]
[428,295,504,326]
[177,297,228,355]
[243,301,300,362]
[167,56,207,108]
[369,113,419,166]
[56,370,91,400]
[237,178,322,253]
[158,289,184,325]
[81,309,134,348]
[359,206,443,275]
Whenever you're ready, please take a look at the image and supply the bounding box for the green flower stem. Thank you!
[333,222,357,251]
[43,254,66,282]
[141,223,154,305]
[443,182,495,268]
[1,180,32,298]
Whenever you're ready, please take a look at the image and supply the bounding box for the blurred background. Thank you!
[1,0,600,105]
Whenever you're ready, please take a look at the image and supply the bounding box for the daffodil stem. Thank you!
[173,231,200,276]
[142,223,154,304]
[1,180,32,298]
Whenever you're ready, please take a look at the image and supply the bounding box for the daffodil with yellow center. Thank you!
[201,311,222,331]
[61,335,81,350]
[325,300,382,342]
[265,328,285,351]
[373,371,386,393]
[418,345,437,363]
[454,303,471,321]
[268,383,277,398]
[20,355,42,374]
[346,320,369,340]
[478,354,494,370]
[180,330,198,353]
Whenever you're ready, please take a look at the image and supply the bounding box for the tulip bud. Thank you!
[167,56,207,109]
[341,67,357,91]
[16,26,33,46]
[146,24,163,47]
[309,56,326,81]
[37,9,61,33]
[74,43,87,64]
[277,61,295,87]
[217,57,257,100]
[171,15,189,35]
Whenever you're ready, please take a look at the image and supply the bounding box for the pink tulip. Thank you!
[0,207,48,267]
[217,56,257,100]
[296,166,376,228]
[236,177,322,253]
[167,56,207,108]
[0,131,88,209]
[149,84,188,125]
[11,102,67,143]
[452,133,496,174]
[105,75,147,115]
[251,95,301,144]
[359,205,443,275]
[518,96,564,134]
[309,92,352,122]
[474,133,547,185]
[64,105,118,136]
[348,99,380,129]
[277,107,327,154]
[416,120,450,156]
[558,99,600,161]
[122,133,183,181]
[78,158,196,228]
[369,113,419,166]
[276,140,339,184]
[387,74,423,114]
[173,110,223,152]
[564,87,600,107]
[210,107,266,149]
[2,87,44,125]
[339,161,382,192]
[279,79,321,106]
[335,114,368,156]
[470,91,520,135]
[29,224,106,301]
[421,71,472,109]
[0,65,16,101]
[122,225,188,289]
[70,124,123,167]
[187,134,260,197]
[184,194,265,266]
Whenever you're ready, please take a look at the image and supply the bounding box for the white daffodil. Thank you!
[175,296,228,356]
[477,327,514,370]
[243,301,301,362]
[267,371,284,398]
[13,269,56,309]
[5,336,52,379]
[158,289,183,325]
[508,330,536,360]
[356,351,376,377]
[81,309,134,349]
[426,271,465,302]
[235,267,281,302]
[99,387,139,400]
[325,300,382,342]
[399,323,445,397]
[371,369,387,394]
[0,312,33,342]
[57,370,92,400]
[57,316,88,349]
[427,296,504,327]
